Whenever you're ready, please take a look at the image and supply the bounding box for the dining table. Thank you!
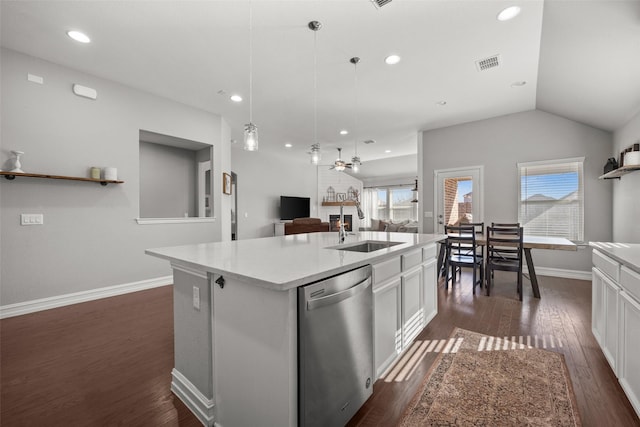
[437,233,577,298]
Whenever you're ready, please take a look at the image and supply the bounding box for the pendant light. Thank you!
[350,57,362,173]
[244,1,258,151]
[411,178,419,203]
[308,21,322,164]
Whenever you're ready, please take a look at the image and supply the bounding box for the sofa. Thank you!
[360,219,419,233]
[284,217,330,235]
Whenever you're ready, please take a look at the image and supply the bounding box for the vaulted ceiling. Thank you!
[2,0,639,168]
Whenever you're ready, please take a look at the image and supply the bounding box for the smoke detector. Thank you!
[363,139,376,144]
[475,54,501,71]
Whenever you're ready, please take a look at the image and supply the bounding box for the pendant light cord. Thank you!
[249,0,253,124]
[313,29,318,147]
[354,59,358,157]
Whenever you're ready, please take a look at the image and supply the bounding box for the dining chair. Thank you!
[485,225,524,301]
[444,224,483,295]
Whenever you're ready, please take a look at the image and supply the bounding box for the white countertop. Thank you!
[146,231,445,291]
[590,242,640,274]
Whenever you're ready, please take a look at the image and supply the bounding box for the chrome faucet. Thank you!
[339,203,347,243]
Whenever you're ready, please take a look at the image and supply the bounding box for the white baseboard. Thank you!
[534,267,592,281]
[171,369,216,427]
[0,275,172,319]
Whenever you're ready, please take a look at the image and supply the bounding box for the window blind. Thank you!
[517,157,584,242]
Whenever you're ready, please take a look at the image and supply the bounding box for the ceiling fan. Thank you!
[329,148,352,171]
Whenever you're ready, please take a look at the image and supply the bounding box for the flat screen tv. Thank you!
[280,196,310,220]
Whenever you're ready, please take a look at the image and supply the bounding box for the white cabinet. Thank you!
[592,267,605,345]
[373,278,401,378]
[402,266,423,348]
[591,248,640,418]
[373,243,439,378]
[603,275,620,373]
[619,290,640,416]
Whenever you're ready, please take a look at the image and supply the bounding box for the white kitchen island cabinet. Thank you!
[590,242,640,419]
[147,231,444,427]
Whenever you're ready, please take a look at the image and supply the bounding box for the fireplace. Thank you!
[329,214,352,232]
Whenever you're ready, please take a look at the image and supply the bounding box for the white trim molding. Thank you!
[0,275,172,319]
[171,368,216,427]
[535,267,592,281]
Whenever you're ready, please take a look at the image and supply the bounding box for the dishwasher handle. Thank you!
[306,276,371,311]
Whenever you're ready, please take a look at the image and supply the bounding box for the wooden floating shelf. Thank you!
[321,201,357,206]
[0,171,124,186]
[599,165,640,180]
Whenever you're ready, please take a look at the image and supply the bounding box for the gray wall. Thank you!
[612,110,640,243]
[421,109,613,272]
[139,141,197,218]
[0,48,230,305]
[231,148,319,239]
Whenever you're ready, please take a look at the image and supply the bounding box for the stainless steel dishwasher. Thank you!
[298,264,373,427]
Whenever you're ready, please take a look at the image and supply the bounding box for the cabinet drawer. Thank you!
[422,244,437,261]
[373,256,402,286]
[402,249,423,271]
[593,249,620,282]
[621,266,640,303]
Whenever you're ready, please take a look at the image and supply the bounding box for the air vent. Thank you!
[371,0,392,9]
[475,54,501,71]
[363,139,376,144]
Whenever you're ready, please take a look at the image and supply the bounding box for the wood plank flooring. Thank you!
[1,272,638,426]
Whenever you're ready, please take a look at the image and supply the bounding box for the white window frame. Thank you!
[517,157,584,242]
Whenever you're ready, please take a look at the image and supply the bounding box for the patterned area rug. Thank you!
[399,328,582,426]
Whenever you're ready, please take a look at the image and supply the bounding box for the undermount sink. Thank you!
[329,240,404,253]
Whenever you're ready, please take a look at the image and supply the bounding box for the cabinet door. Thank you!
[373,278,401,378]
[402,267,423,348]
[619,291,640,418]
[603,275,620,374]
[422,258,438,326]
[592,267,605,346]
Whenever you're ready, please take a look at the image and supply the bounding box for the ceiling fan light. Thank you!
[243,123,258,151]
[335,164,346,172]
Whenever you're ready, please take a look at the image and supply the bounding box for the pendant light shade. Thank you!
[310,143,321,164]
[244,123,258,151]
[244,1,258,151]
[411,178,419,203]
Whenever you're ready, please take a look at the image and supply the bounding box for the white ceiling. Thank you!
[2,0,639,170]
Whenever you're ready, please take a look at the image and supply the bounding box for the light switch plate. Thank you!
[21,214,44,225]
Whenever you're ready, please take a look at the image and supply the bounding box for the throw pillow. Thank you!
[379,220,389,231]
[370,219,380,231]
[386,222,402,232]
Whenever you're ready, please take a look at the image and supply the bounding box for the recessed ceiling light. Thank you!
[230,94,243,102]
[340,130,349,135]
[67,30,91,43]
[497,6,521,21]
[385,54,401,65]
[436,101,447,106]
[285,143,292,148]
[511,81,527,87]
[385,149,392,153]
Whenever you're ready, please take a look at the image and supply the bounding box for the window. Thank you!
[518,157,584,242]
[362,185,418,227]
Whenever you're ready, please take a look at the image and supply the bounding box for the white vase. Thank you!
[10,151,24,173]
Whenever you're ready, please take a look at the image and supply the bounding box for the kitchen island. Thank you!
[146,231,444,427]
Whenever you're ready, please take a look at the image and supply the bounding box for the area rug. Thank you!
[398,328,582,426]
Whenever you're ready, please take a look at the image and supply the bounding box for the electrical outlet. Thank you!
[193,286,200,310]
[21,214,44,225]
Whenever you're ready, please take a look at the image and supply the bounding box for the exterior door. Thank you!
[434,166,484,234]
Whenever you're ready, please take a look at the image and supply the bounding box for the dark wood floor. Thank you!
[1,272,638,426]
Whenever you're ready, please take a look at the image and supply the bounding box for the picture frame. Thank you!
[336,192,347,202]
[223,172,232,195]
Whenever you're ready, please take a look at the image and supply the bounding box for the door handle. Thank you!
[306,277,371,311]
